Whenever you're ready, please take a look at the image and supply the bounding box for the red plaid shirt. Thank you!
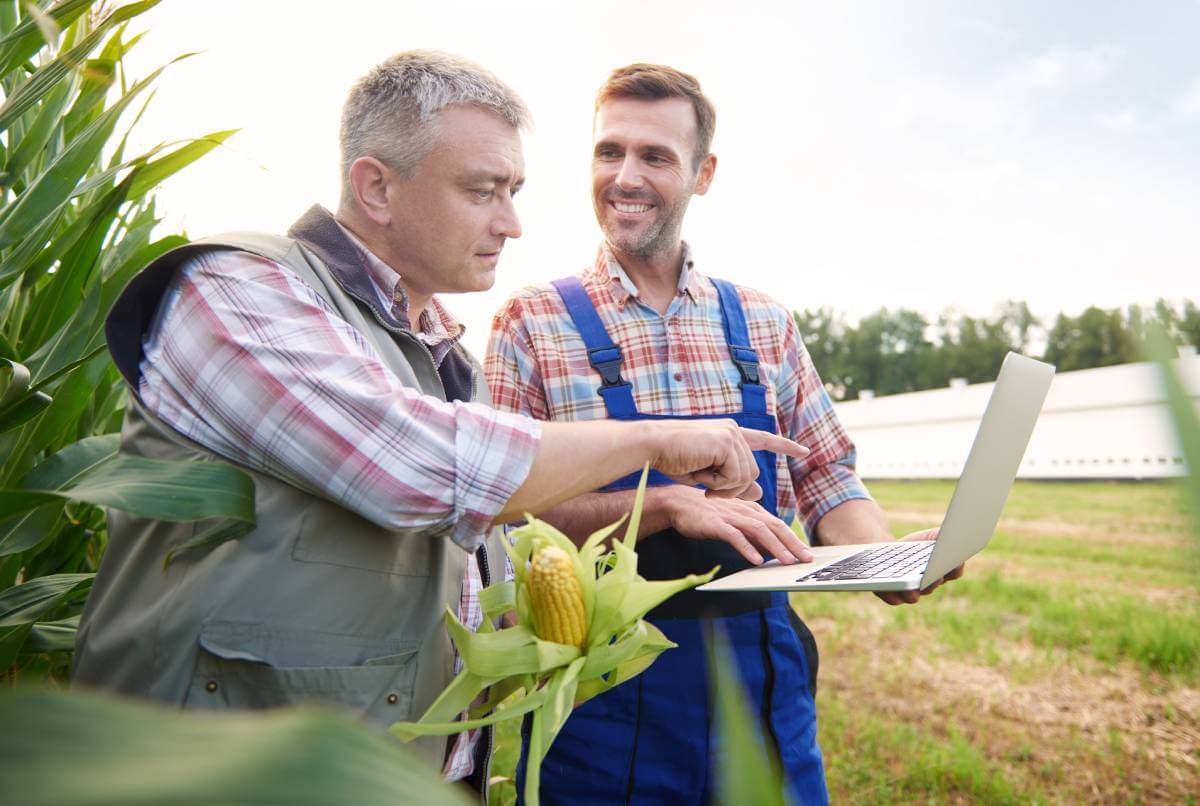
[486,245,868,536]
[138,231,538,780]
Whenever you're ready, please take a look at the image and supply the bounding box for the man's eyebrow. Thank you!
[464,170,521,186]
[593,139,622,153]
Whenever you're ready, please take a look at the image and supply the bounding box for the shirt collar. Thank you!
[595,242,703,306]
[335,220,465,351]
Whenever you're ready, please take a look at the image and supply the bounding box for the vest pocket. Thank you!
[185,621,420,726]
[290,499,434,577]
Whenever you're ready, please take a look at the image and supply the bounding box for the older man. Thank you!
[73,52,806,793]
[487,64,962,803]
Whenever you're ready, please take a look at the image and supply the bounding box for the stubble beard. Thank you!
[596,190,691,260]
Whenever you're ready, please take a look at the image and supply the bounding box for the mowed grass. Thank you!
[798,480,1200,803]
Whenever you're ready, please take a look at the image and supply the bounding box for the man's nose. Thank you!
[492,198,522,239]
[614,154,643,192]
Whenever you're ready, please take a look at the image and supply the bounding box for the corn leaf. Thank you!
[479,578,515,619]
[0,500,63,557]
[126,128,238,198]
[0,58,169,250]
[22,613,78,653]
[0,0,91,75]
[0,70,74,185]
[709,625,789,806]
[0,0,160,134]
[0,571,90,628]
[0,688,469,806]
[0,357,53,432]
[522,658,586,806]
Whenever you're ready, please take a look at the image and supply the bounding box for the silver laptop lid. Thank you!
[919,352,1055,587]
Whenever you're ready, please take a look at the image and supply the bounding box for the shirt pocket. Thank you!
[184,621,421,726]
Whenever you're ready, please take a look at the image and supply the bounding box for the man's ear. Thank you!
[348,156,392,225]
[692,153,717,196]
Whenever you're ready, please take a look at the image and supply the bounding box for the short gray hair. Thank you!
[340,50,530,193]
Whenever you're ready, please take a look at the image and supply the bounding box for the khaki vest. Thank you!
[74,209,506,780]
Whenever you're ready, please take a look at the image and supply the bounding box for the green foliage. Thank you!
[0,687,468,805]
[798,298,1198,400]
[393,470,716,806]
[0,0,248,684]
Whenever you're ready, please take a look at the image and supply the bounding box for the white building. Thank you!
[835,352,1200,480]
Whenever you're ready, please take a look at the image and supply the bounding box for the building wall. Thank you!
[834,355,1199,480]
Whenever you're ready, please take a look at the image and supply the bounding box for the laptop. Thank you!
[698,352,1055,593]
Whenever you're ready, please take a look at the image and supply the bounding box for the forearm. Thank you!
[534,487,678,546]
[492,420,661,525]
[812,498,893,546]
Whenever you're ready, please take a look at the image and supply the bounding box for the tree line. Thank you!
[794,299,1200,402]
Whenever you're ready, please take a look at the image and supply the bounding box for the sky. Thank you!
[124,0,1200,357]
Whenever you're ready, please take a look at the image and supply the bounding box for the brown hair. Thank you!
[595,63,716,167]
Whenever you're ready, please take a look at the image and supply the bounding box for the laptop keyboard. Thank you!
[798,541,935,582]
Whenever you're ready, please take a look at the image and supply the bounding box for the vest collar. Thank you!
[287,205,407,331]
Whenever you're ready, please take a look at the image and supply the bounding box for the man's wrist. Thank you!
[651,484,691,531]
[632,420,664,468]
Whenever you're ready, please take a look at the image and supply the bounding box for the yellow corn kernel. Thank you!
[528,545,587,648]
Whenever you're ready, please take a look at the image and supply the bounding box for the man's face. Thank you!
[385,105,524,297]
[591,96,714,260]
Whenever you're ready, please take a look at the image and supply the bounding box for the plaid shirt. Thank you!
[138,233,539,781]
[486,245,868,536]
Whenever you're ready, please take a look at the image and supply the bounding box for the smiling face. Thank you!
[591,96,715,261]
[382,105,525,297]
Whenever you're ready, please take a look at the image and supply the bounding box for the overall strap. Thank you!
[550,277,639,418]
[710,278,768,415]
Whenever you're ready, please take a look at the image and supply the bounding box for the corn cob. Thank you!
[528,545,587,648]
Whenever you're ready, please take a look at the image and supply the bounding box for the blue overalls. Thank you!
[517,276,828,805]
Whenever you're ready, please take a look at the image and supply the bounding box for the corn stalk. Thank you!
[0,0,250,684]
[390,469,717,806]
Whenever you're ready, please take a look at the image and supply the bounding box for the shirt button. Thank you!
[386,693,399,705]
[673,372,684,382]
[205,681,218,693]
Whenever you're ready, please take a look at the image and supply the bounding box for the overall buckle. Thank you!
[587,346,626,388]
[730,345,761,385]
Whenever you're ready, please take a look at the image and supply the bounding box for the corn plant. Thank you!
[391,470,717,806]
[0,0,252,685]
[0,687,470,805]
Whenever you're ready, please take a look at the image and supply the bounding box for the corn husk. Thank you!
[389,467,717,805]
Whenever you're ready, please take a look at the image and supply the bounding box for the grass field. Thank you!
[489,480,1199,804]
[805,480,1199,804]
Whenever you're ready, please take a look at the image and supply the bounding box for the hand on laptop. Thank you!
[664,485,814,566]
[874,527,966,606]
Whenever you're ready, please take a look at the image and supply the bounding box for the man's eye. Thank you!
[474,189,494,200]
[596,149,619,160]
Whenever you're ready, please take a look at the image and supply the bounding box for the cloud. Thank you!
[881,43,1126,140]
[1000,44,1124,95]
[1171,75,1200,121]
[1094,109,1141,132]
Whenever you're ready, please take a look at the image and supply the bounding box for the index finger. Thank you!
[739,429,811,459]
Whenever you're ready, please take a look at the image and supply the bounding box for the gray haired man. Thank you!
[74,50,807,792]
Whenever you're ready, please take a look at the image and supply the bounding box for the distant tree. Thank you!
[933,310,1016,385]
[793,307,846,397]
[1179,300,1200,349]
[834,308,933,399]
[1043,306,1135,371]
[793,298,1195,401]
